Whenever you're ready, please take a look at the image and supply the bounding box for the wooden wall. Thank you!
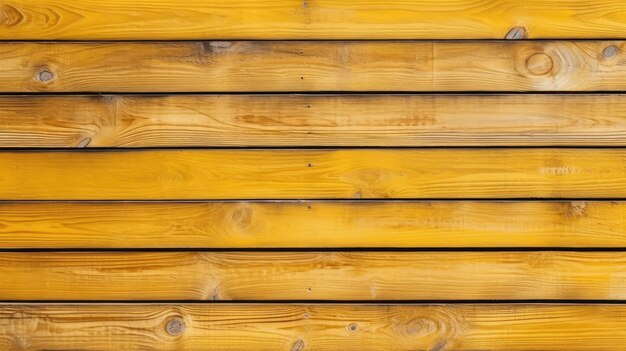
[1,0,626,349]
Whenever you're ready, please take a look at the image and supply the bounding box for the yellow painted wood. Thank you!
[2,304,626,350]
[1,149,626,200]
[1,201,625,248]
[5,94,626,147]
[3,0,626,40]
[2,41,625,92]
[1,251,626,300]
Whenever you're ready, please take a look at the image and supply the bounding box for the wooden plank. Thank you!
[3,304,626,350]
[2,149,626,200]
[1,251,626,300]
[2,201,626,249]
[2,41,625,93]
[6,94,626,147]
[3,0,626,40]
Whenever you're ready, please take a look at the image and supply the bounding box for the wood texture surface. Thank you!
[6,94,626,147]
[3,0,626,40]
[3,0,624,348]
[2,41,625,92]
[2,251,626,300]
[2,149,626,199]
[2,201,626,248]
[3,304,626,350]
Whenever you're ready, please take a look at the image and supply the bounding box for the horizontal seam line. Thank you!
[1,300,626,304]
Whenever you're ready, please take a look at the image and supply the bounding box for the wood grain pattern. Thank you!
[6,94,626,147]
[4,1,625,349]
[2,251,626,300]
[3,0,626,40]
[2,149,626,200]
[2,304,626,350]
[2,201,626,248]
[2,41,625,92]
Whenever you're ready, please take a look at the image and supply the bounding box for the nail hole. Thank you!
[348,323,358,332]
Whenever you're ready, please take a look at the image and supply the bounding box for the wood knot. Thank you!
[525,53,553,75]
[231,206,253,228]
[165,318,186,336]
[568,201,588,217]
[430,340,448,351]
[290,339,305,351]
[505,26,527,40]
[75,137,91,148]
[202,41,234,54]
[0,4,24,27]
[347,323,358,333]
[208,41,232,48]
[37,69,55,83]
[603,45,619,59]
[210,286,221,301]
[399,317,438,337]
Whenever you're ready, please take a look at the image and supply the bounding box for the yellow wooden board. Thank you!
[1,201,625,248]
[5,94,626,147]
[2,0,624,348]
[3,0,626,40]
[2,41,625,92]
[2,251,626,300]
[3,304,626,350]
[2,149,626,199]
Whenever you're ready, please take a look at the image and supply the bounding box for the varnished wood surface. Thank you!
[2,41,626,92]
[3,1,625,349]
[2,149,626,200]
[3,0,626,40]
[6,94,626,147]
[2,201,626,248]
[3,304,626,350]
[2,251,626,300]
